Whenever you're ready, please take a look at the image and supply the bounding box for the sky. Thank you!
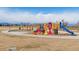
[0,7,79,24]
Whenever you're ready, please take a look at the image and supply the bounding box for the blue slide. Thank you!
[60,22,76,36]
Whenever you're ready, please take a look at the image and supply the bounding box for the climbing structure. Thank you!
[32,22,59,35]
[43,24,48,35]
[48,22,53,35]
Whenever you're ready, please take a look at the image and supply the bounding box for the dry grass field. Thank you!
[0,26,79,51]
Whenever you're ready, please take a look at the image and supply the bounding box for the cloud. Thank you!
[0,8,79,24]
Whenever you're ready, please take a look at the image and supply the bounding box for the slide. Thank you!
[60,22,76,36]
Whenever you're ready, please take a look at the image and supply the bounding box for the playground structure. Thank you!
[32,21,76,36]
[32,22,59,35]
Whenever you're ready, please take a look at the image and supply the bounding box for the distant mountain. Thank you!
[0,22,32,26]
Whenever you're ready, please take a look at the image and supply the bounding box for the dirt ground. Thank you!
[0,26,79,51]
